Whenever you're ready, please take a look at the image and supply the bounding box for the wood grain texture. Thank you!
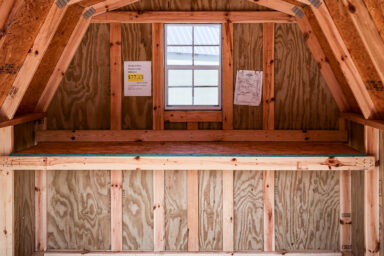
[222,170,234,251]
[275,171,340,250]
[13,121,35,152]
[364,0,384,43]
[274,23,339,130]
[165,170,188,251]
[47,24,110,130]
[122,170,154,250]
[233,24,263,130]
[117,0,271,11]
[380,131,384,256]
[187,170,199,251]
[351,171,365,256]
[154,169,165,251]
[199,170,223,251]
[121,23,153,130]
[233,171,263,251]
[47,170,111,250]
[14,170,35,256]
[152,23,164,130]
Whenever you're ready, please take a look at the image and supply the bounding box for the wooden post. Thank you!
[110,23,123,252]
[339,170,352,255]
[35,169,47,251]
[223,170,234,252]
[152,23,164,130]
[263,23,275,252]
[0,126,14,256]
[187,170,199,251]
[153,170,165,251]
[364,126,380,256]
[222,22,234,130]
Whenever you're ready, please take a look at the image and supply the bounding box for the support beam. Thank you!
[36,130,349,143]
[222,22,234,130]
[153,170,165,251]
[339,170,352,255]
[187,170,199,251]
[296,15,350,112]
[35,14,91,112]
[342,113,384,131]
[0,3,67,120]
[35,169,47,251]
[263,23,275,130]
[111,170,122,251]
[308,3,377,119]
[364,126,380,255]
[92,11,297,23]
[0,113,46,129]
[42,252,342,256]
[110,23,122,131]
[0,126,14,256]
[247,0,296,15]
[223,170,234,252]
[165,111,222,123]
[263,170,275,251]
[152,23,164,130]
[90,0,141,16]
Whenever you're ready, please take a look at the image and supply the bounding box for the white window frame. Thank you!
[164,23,222,111]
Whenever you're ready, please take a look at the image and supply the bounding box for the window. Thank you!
[165,24,222,110]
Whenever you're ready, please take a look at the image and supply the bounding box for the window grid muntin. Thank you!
[164,24,222,110]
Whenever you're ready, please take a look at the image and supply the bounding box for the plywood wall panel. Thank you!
[233,171,263,250]
[47,24,111,130]
[121,24,153,130]
[118,0,271,11]
[14,121,35,152]
[351,171,364,256]
[165,170,188,251]
[199,170,223,251]
[274,24,339,130]
[47,170,111,250]
[275,171,339,250]
[122,170,154,250]
[233,24,263,130]
[14,170,35,256]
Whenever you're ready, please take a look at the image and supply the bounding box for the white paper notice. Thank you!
[234,70,263,106]
[124,61,152,96]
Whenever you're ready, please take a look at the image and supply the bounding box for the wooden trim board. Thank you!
[152,23,164,130]
[0,113,46,129]
[164,111,222,123]
[92,11,297,23]
[36,130,349,142]
[342,113,384,131]
[43,252,342,255]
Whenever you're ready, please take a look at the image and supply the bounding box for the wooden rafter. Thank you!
[247,0,296,15]
[307,2,377,119]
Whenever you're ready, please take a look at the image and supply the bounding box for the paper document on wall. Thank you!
[234,70,263,106]
[124,61,152,96]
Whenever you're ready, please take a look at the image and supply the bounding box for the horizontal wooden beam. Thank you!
[342,113,384,130]
[0,156,374,171]
[36,130,348,142]
[0,113,46,129]
[164,111,222,123]
[43,252,342,256]
[91,11,297,23]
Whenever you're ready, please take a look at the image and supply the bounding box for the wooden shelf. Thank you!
[13,142,364,156]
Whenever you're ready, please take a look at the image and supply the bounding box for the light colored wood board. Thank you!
[153,169,165,251]
[364,0,384,43]
[121,23,153,130]
[222,170,234,251]
[275,171,340,250]
[274,23,339,130]
[187,170,199,251]
[165,170,188,251]
[117,0,272,11]
[233,23,263,130]
[199,170,223,251]
[16,5,84,115]
[351,171,364,256]
[323,0,384,119]
[111,170,123,251]
[47,24,110,130]
[302,7,361,114]
[122,170,154,250]
[0,0,55,108]
[263,23,275,131]
[43,252,342,256]
[47,170,111,250]
[222,22,233,130]
[233,171,263,250]
[14,170,35,256]
[13,121,35,152]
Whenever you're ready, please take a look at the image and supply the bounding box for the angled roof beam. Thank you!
[339,0,384,90]
[35,0,141,112]
[0,3,68,121]
[307,1,377,119]
[247,0,297,16]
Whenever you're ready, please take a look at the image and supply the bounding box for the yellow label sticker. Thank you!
[128,74,144,82]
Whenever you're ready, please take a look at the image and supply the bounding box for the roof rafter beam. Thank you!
[247,0,296,16]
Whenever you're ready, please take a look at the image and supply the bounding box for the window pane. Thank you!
[194,25,220,45]
[167,47,192,65]
[194,46,220,66]
[167,25,192,45]
[168,70,192,86]
[168,88,192,105]
[194,87,219,105]
[194,70,219,86]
